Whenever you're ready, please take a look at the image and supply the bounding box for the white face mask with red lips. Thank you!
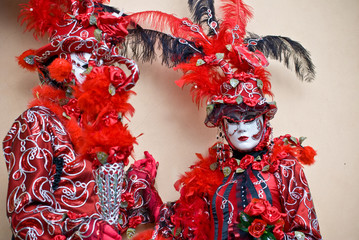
[223,115,265,152]
[70,52,92,84]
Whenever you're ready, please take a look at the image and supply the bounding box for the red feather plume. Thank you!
[127,11,206,41]
[219,0,253,40]
[19,0,71,38]
[17,49,38,72]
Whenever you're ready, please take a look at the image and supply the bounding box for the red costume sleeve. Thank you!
[275,158,322,240]
[3,108,93,239]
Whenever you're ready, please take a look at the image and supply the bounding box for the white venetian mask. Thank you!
[70,52,91,84]
[223,114,264,152]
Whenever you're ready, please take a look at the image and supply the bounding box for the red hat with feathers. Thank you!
[124,0,315,127]
[17,0,138,90]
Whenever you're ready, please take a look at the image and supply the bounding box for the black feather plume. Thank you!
[121,27,201,67]
[188,0,218,35]
[245,33,315,82]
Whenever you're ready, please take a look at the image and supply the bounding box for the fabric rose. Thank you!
[252,158,269,171]
[244,198,268,216]
[261,205,285,224]
[234,45,269,67]
[63,98,81,120]
[269,159,280,173]
[273,218,285,240]
[102,111,119,127]
[128,216,143,228]
[108,146,131,165]
[248,219,267,238]
[75,14,91,28]
[243,97,259,107]
[108,66,127,88]
[121,192,135,209]
[97,12,129,40]
[204,55,217,63]
[239,155,254,170]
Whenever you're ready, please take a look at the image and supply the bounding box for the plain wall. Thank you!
[1,0,358,239]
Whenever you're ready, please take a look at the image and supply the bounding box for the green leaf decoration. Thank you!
[283,138,289,145]
[226,44,232,51]
[238,212,253,227]
[206,104,214,115]
[89,15,97,25]
[210,162,218,171]
[260,231,276,240]
[257,79,263,89]
[223,166,231,177]
[126,228,136,239]
[97,152,108,164]
[109,84,116,96]
[230,78,240,88]
[236,95,243,105]
[216,53,224,59]
[236,168,245,173]
[235,159,241,165]
[238,222,249,232]
[213,99,224,104]
[294,231,305,240]
[120,201,128,208]
[94,29,102,42]
[62,112,71,120]
[196,59,205,66]
[299,136,307,145]
[83,66,93,75]
[172,227,182,237]
[290,136,298,145]
[255,155,262,161]
[262,165,270,172]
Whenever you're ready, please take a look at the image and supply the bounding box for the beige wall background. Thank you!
[1,0,358,239]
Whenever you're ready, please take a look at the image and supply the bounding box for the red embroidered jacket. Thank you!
[3,106,161,239]
[153,145,322,240]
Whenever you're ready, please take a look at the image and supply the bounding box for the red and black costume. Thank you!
[125,0,322,239]
[4,0,162,239]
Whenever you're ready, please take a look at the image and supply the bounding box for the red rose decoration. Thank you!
[97,12,129,40]
[204,55,217,63]
[239,155,254,170]
[234,45,269,67]
[243,97,259,107]
[128,215,142,228]
[121,192,135,208]
[248,219,267,238]
[244,198,268,216]
[108,66,128,89]
[108,146,131,165]
[63,98,81,120]
[102,111,119,127]
[273,218,285,240]
[261,205,284,224]
[252,158,269,171]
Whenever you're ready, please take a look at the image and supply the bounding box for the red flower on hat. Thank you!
[97,12,129,40]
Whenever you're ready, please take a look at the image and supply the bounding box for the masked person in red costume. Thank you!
[125,0,322,239]
[3,0,162,239]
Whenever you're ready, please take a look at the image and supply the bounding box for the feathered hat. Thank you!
[17,0,139,90]
[123,0,315,127]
